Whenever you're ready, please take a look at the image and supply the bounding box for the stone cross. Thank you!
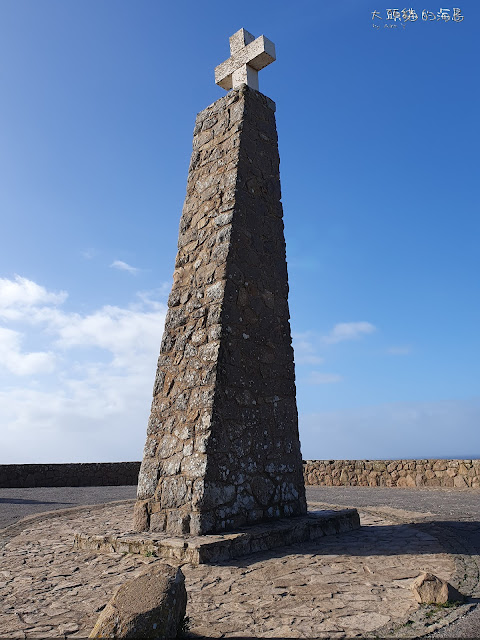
[215,28,276,92]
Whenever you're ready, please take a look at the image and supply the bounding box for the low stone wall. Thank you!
[2,459,479,489]
[303,459,480,488]
[0,462,141,488]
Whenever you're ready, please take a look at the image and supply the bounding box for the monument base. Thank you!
[74,508,360,566]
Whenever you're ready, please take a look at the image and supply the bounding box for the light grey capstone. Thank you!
[215,28,276,91]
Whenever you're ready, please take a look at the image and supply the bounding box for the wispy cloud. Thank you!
[322,321,377,344]
[308,371,342,385]
[386,345,412,355]
[292,332,325,365]
[81,248,97,260]
[110,260,140,275]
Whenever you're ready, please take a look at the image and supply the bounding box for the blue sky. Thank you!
[1,1,478,463]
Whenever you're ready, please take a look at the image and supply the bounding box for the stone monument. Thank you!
[134,29,307,536]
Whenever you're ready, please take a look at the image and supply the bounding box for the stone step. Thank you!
[74,508,360,565]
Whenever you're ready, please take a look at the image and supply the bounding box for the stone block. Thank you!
[415,474,425,486]
[89,562,186,639]
[397,475,416,488]
[411,572,463,605]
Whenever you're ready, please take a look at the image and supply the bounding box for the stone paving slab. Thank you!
[73,508,360,565]
[0,499,469,638]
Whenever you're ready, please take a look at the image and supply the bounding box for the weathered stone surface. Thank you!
[303,459,480,488]
[135,85,306,535]
[75,508,360,565]
[89,562,186,639]
[411,572,464,605]
[0,462,140,488]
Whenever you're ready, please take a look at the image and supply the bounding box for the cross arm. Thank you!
[215,35,276,90]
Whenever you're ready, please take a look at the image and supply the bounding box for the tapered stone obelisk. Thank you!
[134,29,307,535]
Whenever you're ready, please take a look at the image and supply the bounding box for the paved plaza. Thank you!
[1,486,479,638]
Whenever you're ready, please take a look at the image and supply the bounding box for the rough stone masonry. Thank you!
[134,31,307,536]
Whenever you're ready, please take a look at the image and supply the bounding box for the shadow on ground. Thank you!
[195,520,480,569]
[0,498,73,505]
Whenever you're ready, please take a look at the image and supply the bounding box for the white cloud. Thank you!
[0,327,55,375]
[308,371,342,385]
[110,260,140,275]
[0,275,167,463]
[386,345,412,355]
[323,321,376,344]
[55,304,164,367]
[0,275,67,320]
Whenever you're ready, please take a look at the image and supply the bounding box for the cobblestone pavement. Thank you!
[0,486,479,638]
[306,486,480,639]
